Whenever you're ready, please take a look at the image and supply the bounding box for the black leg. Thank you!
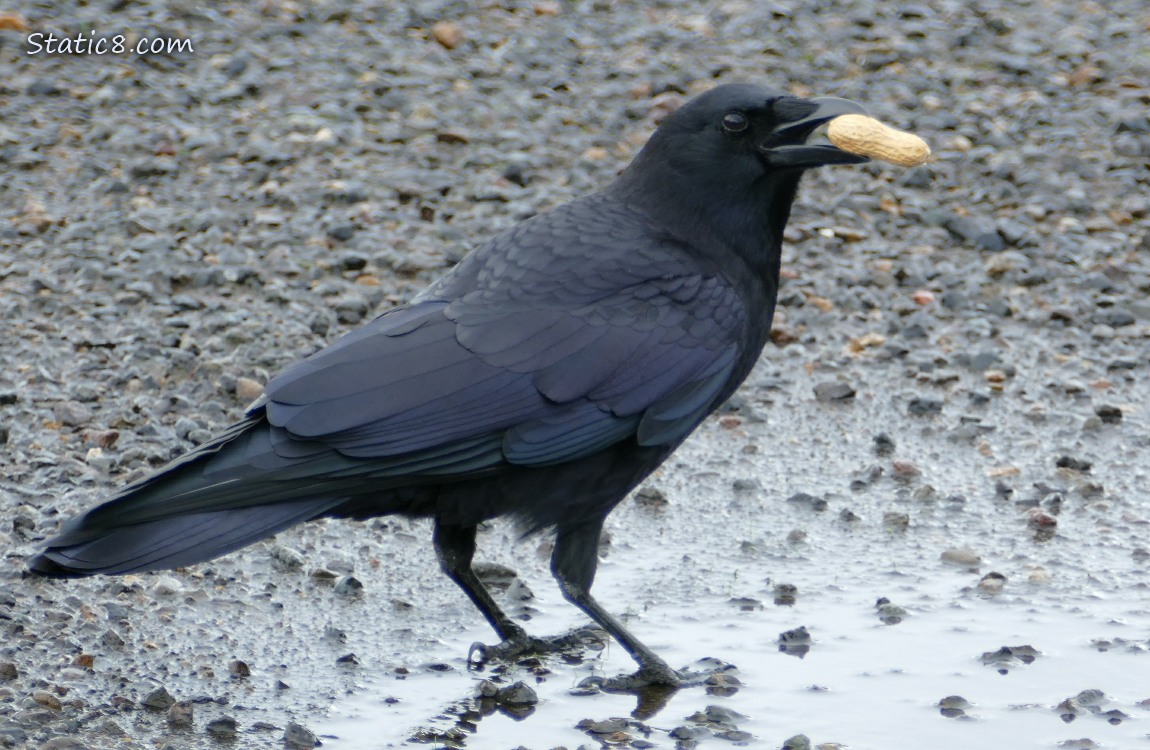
[432,521,526,643]
[551,519,681,686]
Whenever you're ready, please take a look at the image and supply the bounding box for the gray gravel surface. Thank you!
[2,1,1149,748]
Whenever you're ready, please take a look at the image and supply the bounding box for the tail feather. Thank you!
[29,408,507,578]
[29,498,340,576]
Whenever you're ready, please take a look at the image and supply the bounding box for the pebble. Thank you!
[907,397,943,416]
[977,572,1008,593]
[151,577,184,596]
[813,381,856,402]
[167,701,193,727]
[270,546,305,571]
[582,718,629,733]
[334,576,364,597]
[782,734,812,750]
[283,722,318,749]
[872,433,895,456]
[142,686,175,710]
[32,691,62,710]
[234,377,264,401]
[941,548,981,567]
[495,681,538,706]
[40,739,89,750]
[875,597,908,625]
[431,21,464,49]
[53,401,92,427]
[938,695,971,718]
[205,717,238,740]
[1094,405,1122,424]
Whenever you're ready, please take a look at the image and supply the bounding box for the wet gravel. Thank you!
[3,0,1150,748]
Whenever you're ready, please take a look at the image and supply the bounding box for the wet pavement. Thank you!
[3,0,1149,747]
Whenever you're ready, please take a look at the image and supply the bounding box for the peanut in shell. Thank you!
[827,114,930,168]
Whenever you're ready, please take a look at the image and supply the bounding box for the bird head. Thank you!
[622,82,870,187]
[612,83,871,263]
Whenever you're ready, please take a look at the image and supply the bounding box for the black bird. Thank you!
[30,83,870,686]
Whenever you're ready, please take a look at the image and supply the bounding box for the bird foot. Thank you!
[468,627,606,667]
[580,658,685,692]
[573,660,735,720]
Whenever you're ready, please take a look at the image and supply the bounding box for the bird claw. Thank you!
[468,628,604,668]
[601,662,685,691]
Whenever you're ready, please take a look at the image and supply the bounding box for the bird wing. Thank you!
[264,204,746,469]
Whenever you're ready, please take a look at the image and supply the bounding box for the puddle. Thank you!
[313,371,1150,748]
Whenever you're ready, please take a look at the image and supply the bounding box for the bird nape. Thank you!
[30,83,882,689]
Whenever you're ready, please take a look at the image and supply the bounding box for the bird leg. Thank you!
[551,520,682,688]
[433,520,568,665]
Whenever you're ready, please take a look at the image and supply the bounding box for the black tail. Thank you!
[29,416,345,577]
[28,499,334,576]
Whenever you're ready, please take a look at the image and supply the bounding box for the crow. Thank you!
[30,83,871,687]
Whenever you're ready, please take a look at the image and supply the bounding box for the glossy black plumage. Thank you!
[30,83,870,685]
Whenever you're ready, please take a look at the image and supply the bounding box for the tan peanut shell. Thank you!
[827,114,931,167]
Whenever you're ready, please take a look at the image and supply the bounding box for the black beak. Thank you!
[759,96,871,169]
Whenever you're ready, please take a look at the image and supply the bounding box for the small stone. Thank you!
[698,705,747,724]
[585,718,629,733]
[978,572,1007,593]
[0,11,29,30]
[101,629,125,649]
[786,492,827,511]
[32,691,62,710]
[941,548,981,567]
[283,722,318,749]
[813,381,856,402]
[431,21,464,49]
[84,429,120,449]
[907,397,943,416]
[774,582,798,606]
[151,577,183,596]
[875,597,908,624]
[1056,455,1092,473]
[945,214,1004,251]
[54,401,93,426]
[883,511,910,529]
[1095,405,1122,424]
[939,695,971,718]
[270,546,305,571]
[634,486,668,508]
[228,660,250,677]
[327,224,356,241]
[782,734,812,750]
[1027,509,1058,530]
[143,686,175,710]
[1028,566,1052,584]
[98,719,125,735]
[40,739,89,750]
[206,716,238,739]
[167,701,193,727]
[334,576,364,597]
[495,681,538,706]
[235,377,264,401]
[0,662,17,680]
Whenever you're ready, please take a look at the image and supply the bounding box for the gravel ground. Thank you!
[2,1,1149,748]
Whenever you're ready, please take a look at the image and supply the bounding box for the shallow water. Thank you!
[315,362,1150,748]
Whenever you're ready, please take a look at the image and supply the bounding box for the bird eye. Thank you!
[721,111,749,135]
